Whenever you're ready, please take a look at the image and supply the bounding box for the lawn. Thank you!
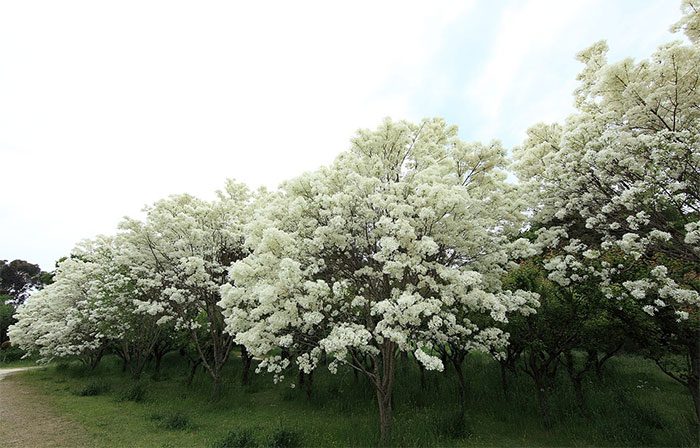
[16,352,698,447]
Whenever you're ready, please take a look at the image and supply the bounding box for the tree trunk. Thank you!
[241,345,252,386]
[500,362,510,400]
[535,375,552,428]
[211,374,223,401]
[153,351,164,380]
[376,387,393,445]
[452,356,467,419]
[373,341,397,445]
[305,370,314,400]
[418,362,427,391]
[89,350,104,371]
[688,338,700,423]
[572,376,587,414]
[186,359,200,386]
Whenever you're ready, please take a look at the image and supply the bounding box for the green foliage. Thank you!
[118,382,147,402]
[266,428,302,448]
[211,429,257,448]
[157,412,193,431]
[76,380,110,397]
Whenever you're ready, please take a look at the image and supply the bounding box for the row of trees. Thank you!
[9,2,700,442]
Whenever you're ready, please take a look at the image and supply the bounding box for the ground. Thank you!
[0,367,91,448]
[0,353,697,447]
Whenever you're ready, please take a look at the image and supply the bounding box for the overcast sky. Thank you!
[0,1,684,271]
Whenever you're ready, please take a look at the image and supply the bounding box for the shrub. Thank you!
[0,344,24,363]
[266,428,302,448]
[211,429,257,448]
[76,380,110,397]
[119,382,147,402]
[159,412,192,431]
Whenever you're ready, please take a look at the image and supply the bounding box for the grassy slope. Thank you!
[17,352,699,447]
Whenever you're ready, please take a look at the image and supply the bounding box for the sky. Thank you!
[0,0,685,271]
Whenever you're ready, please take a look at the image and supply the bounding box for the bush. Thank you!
[119,382,147,402]
[0,344,24,363]
[266,428,302,448]
[211,429,257,448]
[76,380,110,397]
[158,412,192,431]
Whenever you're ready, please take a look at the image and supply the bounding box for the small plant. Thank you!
[266,428,302,448]
[211,429,258,448]
[159,412,192,431]
[119,382,147,402]
[76,380,110,396]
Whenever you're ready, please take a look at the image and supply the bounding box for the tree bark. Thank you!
[241,345,253,386]
[186,359,201,386]
[500,362,510,400]
[374,341,397,445]
[211,374,223,401]
[534,374,553,428]
[376,386,393,445]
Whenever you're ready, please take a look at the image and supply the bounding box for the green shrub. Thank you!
[159,412,192,431]
[211,429,257,448]
[0,344,24,363]
[266,428,302,448]
[76,380,110,396]
[119,382,147,402]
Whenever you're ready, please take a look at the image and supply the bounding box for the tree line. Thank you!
[8,2,700,443]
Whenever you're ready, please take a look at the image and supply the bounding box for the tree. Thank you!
[220,118,536,443]
[119,180,252,399]
[514,8,700,420]
[0,259,49,304]
[0,294,15,345]
[8,255,113,367]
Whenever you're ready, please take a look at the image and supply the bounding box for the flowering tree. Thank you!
[514,8,700,420]
[220,118,537,442]
[8,238,126,368]
[119,180,252,398]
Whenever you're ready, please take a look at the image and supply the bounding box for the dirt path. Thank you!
[0,368,92,447]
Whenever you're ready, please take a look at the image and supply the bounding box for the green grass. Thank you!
[16,352,699,447]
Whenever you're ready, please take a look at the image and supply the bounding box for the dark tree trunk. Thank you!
[500,362,510,400]
[688,338,700,423]
[305,369,314,400]
[186,359,201,386]
[153,352,164,380]
[374,341,397,445]
[241,345,253,386]
[451,353,467,420]
[376,385,393,445]
[211,374,223,401]
[534,374,552,428]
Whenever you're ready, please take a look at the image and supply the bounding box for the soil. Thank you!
[0,368,92,447]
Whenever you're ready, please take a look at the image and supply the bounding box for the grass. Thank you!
[15,351,699,447]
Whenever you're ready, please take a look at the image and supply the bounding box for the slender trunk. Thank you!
[305,370,314,400]
[500,362,510,400]
[534,374,552,428]
[211,373,223,401]
[153,352,164,380]
[688,338,700,423]
[89,350,104,371]
[418,362,426,391]
[186,359,200,386]
[241,345,252,386]
[572,376,587,414]
[376,387,393,445]
[374,341,396,445]
[452,357,467,419]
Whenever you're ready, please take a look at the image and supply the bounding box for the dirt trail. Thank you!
[0,368,92,447]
